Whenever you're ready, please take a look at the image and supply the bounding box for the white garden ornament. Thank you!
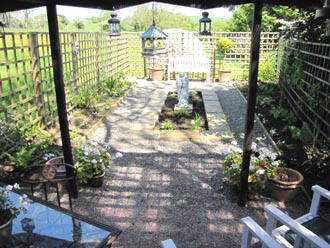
[175,72,192,111]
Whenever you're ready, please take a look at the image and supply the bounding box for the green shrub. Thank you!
[216,38,233,53]
[191,113,202,130]
[258,53,277,82]
[160,121,175,130]
[5,146,37,169]
[175,108,191,117]
[72,84,98,110]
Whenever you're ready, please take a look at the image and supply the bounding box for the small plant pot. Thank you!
[151,69,165,81]
[87,170,105,187]
[267,168,304,202]
[0,215,13,243]
[45,156,67,191]
[218,70,231,83]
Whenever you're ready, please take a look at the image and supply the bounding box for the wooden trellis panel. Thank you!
[0,32,129,128]
[278,39,330,144]
[126,31,279,80]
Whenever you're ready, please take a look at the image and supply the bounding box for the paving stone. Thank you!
[204,101,223,113]
[202,94,219,101]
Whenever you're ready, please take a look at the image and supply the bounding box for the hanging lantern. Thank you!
[141,21,168,57]
[199,12,212,36]
[0,21,5,38]
[315,0,330,37]
[108,12,120,36]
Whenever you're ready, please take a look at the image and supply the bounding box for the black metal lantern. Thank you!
[108,12,120,36]
[0,21,4,38]
[199,12,212,36]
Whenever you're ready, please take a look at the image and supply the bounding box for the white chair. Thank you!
[241,216,285,248]
[264,185,330,248]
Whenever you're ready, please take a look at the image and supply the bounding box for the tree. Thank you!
[228,4,303,32]
[73,18,84,30]
[34,14,47,30]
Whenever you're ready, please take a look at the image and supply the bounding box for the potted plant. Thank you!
[0,184,28,242]
[151,64,165,81]
[216,38,233,83]
[74,139,111,187]
[267,167,304,202]
[221,141,304,201]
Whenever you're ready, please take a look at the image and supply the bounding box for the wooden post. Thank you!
[213,48,216,81]
[238,2,263,207]
[71,33,79,91]
[29,32,45,126]
[46,4,78,198]
[95,32,100,83]
[143,57,147,79]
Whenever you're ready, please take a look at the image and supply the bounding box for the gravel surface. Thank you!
[71,80,308,248]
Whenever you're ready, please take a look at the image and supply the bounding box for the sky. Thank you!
[31,2,232,20]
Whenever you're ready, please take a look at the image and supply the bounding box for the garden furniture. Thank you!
[20,163,77,210]
[165,29,210,82]
[241,185,330,248]
[264,185,330,248]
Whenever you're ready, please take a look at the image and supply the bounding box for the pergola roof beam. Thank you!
[1,0,324,14]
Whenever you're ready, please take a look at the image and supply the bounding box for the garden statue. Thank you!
[175,72,192,110]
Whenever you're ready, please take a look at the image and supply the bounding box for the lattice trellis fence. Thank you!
[277,39,330,144]
[0,32,129,127]
[126,31,279,80]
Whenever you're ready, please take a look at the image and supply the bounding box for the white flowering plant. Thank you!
[0,183,29,225]
[221,141,281,192]
[74,140,111,184]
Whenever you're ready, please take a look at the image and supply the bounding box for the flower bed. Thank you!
[235,81,329,189]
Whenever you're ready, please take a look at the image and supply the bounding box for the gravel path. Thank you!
[72,80,308,248]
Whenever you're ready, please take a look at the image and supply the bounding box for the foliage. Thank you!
[221,141,281,193]
[0,111,55,169]
[258,52,277,82]
[216,38,233,53]
[288,122,313,145]
[72,84,98,111]
[216,38,233,69]
[281,11,328,42]
[5,147,37,169]
[74,139,111,184]
[0,184,28,225]
[190,113,202,130]
[175,108,191,117]
[259,96,274,107]
[102,73,133,97]
[228,4,304,32]
[160,121,175,130]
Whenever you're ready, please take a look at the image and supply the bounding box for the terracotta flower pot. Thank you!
[151,68,165,81]
[267,168,304,202]
[87,170,105,187]
[218,70,231,83]
[0,215,13,243]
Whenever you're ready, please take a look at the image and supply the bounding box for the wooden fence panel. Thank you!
[0,32,129,128]
[126,31,279,80]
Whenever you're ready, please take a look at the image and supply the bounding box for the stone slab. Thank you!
[202,94,219,101]
[204,101,223,113]
[159,130,200,141]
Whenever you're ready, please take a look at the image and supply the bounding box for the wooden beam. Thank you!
[3,0,323,13]
[238,2,263,207]
[0,2,44,13]
[46,3,78,198]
